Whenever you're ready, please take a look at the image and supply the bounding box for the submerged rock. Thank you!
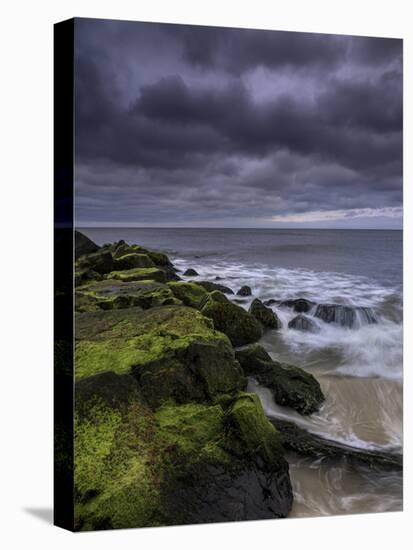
[183,268,199,276]
[75,231,100,259]
[288,314,320,333]
[236,345,325,415]
[196,280,234,295]
[314,303,377,327]
[75,305,246,407]
[201,291,263,347]
[249,299,282,329]
[270,417,402,471]
[279,298,315,313]
[237,285,252,296]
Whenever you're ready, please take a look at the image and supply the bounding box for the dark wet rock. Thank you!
[237,285,252,296]
[75,372,143,414]
[263,299,280,306]
[236,345,325,415]
[249,299,282,329]
[77,251,114,275]
[75,231,100,259]
[279,298,315,313]
[183,268,199,276]
[201,291,263,347]
[314,303,377,327]
[270,418,403,471]
[288,314,320,333]
[196,280,234,294]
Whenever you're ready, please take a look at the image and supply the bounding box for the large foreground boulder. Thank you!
[77,251,114,275]
[201,291,263,347]
[75,305,246,407]
[236,345,324,415]
[249,299,282,329]
[74,391,292,530]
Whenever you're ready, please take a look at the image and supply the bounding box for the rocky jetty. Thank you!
[74,232,295,530]
[73,231,388,530]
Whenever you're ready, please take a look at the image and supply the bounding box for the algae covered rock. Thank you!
[167,281,207,308]
[236,344,324,415]
[75,230,100,259]
[107,267,167,283]
[77,250,114,275]
[74,395,292,530]
[249,298,282,329]
[76,279,180,312]
[113,252,155,270]
[201,291,263,347]
[75,305,246,407]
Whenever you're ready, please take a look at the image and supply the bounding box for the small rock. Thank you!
[183,268,199,276]
[237,285,252,296]
[288,314,320,333]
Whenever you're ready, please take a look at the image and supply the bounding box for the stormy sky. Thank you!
[74,18,402,229]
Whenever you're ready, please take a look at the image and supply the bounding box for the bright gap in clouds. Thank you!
[270,207,403,223]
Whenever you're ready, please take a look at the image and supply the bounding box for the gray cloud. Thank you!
[74,18,402,228]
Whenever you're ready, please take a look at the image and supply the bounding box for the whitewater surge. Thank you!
[176,255,403,517]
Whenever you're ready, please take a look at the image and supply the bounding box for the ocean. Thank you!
[79,227,403,517]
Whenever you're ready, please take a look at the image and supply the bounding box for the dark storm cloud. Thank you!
[74,18,402,228]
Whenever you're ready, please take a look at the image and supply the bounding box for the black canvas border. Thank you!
[54,18,75,531]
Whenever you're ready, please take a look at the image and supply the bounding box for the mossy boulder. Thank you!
[236,344,325,415]
[76,279,181,312]
[201,291,263,347]
[107,267,167,283]
[74,396,292,530]
[167,281,207,308]
[75,231,99,259]
[75,305,246,407]
[249,298,282,329]
[113,253,155,270]
[77,251,114,275]
[196,280,234,295]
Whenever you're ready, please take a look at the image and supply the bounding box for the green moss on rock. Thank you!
[114,253,155,270]
[201,291,263,347]
[107,267,167,283]
[167,281,207,308]
[75,306,245,407]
